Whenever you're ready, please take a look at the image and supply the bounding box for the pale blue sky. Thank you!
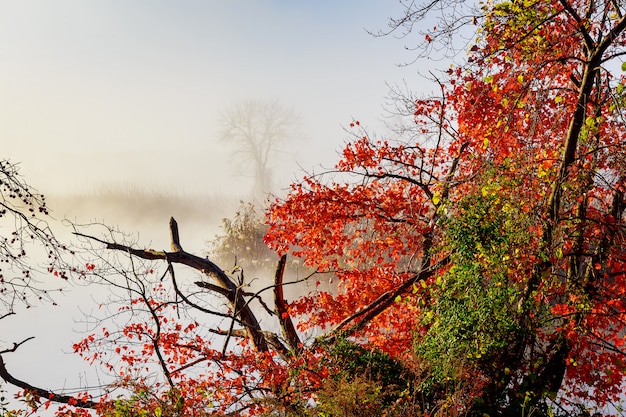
[0,1,434,196]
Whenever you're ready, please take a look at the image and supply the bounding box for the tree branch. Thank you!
[331,256,449,337]
[0,353,96,409]
[0,312,15,322]
[209,328,290,360]
[169,217,183,252]
[0,336,34,355]
[74,218,269,352]
[273,255,301,355]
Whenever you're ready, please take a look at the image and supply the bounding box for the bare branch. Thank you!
[74,219,270,352]
[0,353,96,409]
[0,336,34,355]
[169,217,183,252]
[332,255,449,337]
[273,255,301,355]
[209,328,289,360]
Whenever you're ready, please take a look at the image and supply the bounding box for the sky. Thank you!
[0,2,443,412]
[0,1,435,198]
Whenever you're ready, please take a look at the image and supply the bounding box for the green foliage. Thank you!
[109,398,150,417]
[0,389,40,417]
[484,0,553,52]
[416,181,526,405]
[319,337,414,410]
[101,389,186,417]
[417,264,520,373]
[324,338,409,388]
[314,375,389,417]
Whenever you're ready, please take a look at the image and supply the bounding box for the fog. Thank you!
[0,1,430,198]
[0,1,439,414]
[50,189,237,248]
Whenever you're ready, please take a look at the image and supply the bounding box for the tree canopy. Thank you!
[268,0,626,413]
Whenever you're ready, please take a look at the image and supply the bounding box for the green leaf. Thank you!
[621,61,626,71]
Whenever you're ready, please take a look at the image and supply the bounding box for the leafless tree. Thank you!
[219,99,300,196]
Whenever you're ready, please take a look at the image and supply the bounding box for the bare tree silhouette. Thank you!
[218,99,300,196]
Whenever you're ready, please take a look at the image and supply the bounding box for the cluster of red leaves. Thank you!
[69,299,294,415]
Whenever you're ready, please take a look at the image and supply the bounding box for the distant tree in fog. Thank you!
[218,99,300,195]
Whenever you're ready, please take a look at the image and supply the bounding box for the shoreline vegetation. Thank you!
[46,186,246,251]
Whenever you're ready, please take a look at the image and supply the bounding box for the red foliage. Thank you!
[11,0,623,416]
[265,0,626,412]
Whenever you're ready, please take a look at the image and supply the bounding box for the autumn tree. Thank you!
[219,99,300,196]
[266,0,626,414]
